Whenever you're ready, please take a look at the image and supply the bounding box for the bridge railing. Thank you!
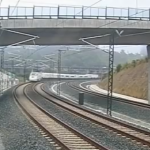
[0,6,149,20]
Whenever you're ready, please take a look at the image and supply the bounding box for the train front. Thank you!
[29,72,39,82]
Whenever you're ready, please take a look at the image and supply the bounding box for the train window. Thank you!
[31,72,36,76]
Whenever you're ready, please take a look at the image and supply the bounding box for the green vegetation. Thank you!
[132,60,136,67]
[116,64,122,73]
[115,57,148,72]
[101,57,148,100]
[61,49,143,68]
[4,47,143,69]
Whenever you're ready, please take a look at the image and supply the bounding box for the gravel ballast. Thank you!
[59,81,150,124]
[27,84,150,150]
[0,88,55,150]
[52,82,150,130]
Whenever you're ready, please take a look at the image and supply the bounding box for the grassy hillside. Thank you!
[100,59,148,100]
[4,47,142,69]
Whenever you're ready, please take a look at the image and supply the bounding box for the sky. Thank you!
[0,0,149,54]
[1,0,150,8]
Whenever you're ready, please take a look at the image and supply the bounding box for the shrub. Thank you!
[116,64,122,72]
[132,60,136,67]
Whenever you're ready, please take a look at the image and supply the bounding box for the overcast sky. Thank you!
[1,0,150,8]
[1,0,149,54]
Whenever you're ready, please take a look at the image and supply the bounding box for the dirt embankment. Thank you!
[99,62,148,100]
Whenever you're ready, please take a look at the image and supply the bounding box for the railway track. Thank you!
[34,82,150,148]
[13,83,108,150]
[67,81,150,108]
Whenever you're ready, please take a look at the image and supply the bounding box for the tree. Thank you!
[132,60,136,67]
[116,64,122,73]
[120,49,126,55]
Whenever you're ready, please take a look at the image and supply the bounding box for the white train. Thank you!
[29,72,99,81]
[42,73,99,79]
[29,72,42,82]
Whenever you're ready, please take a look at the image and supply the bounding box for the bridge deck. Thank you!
[0,6,150,45]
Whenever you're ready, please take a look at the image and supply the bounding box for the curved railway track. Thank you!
[13,83,108,150]
[35,82,150,148]
[67,81,150,108]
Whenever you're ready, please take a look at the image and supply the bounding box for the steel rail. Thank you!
[67,81,150,109]
[35,82,150,147]
[13,83,108,150]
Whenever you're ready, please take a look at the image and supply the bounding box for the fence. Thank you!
[0,6,149,20]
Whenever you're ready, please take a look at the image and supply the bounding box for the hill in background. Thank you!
[100,59,148,100]
[4,46,143,69]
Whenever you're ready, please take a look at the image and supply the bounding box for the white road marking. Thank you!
[50,82,150,129]
[90,84,148,104]
[79,80,148,104]
[79,80,96,89]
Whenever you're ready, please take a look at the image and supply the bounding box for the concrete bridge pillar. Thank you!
[147,45,150,104]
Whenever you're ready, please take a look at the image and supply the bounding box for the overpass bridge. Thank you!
[1,5,150,110]
[0,6,150,45]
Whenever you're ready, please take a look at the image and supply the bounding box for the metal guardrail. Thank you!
[0,6,149,20]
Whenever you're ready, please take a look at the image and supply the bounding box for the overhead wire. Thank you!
[14,46,50,66]
[78,7,150,49]
[54,2,150,58]
[98,9,148,29]
[115,16,149,29]
[1,0,47,76]
[5,1,146,65]
[61,44,141,58]
[21,0,101,7]
[20,0,104,61]
[11,0,21,15]
[56,0,103,26]
[0,0,104,63]
[95,3,150,38]
[4,2,148,75]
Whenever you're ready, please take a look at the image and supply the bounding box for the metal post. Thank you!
[33,6,35,19]
[147,45,150,104]
[82,6,84,18]
[0,49,4,94]
[6,71,9,89]
[0,50,2,95]
[149,8,150,21]
[8,6,10,19]
[107,34,115,116]
[105,7,107,18]
[128,7,130,20]
[57,50,61,96]
[52,61,54,73]
[24,61,26,82]
[36,62,39,72]
[100,67,103,81]
[49,60,51,73]
[57,6,60,19]
[11,59,14,86]
[79,92,84,105]
[50,60,55,73]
